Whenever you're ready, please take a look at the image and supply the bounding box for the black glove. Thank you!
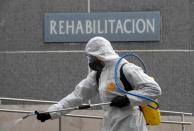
[110,95,130,108]
[35,111,51,122]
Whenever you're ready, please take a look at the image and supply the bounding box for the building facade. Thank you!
[0,0,194,113]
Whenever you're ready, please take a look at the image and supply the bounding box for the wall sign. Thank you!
[44,12,160,42]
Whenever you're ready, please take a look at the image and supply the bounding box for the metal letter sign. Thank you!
[44,12,160,42]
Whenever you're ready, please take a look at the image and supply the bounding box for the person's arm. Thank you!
[47,71,98,119]
[123,64,162,107]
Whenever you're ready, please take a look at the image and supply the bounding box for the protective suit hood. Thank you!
[85,36,119,62]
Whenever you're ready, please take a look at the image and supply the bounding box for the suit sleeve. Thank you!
[47,71,98,119]
[122,64,162,107]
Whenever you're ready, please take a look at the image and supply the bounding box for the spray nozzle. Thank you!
[22,112,36,120]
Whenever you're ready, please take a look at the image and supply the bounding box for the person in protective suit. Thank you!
[36,36,162,131]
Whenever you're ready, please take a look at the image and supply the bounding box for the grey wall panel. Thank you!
[0,0,88,51]
[151,52,193,113]
[0,52,194,113]
[189,0,194,49]
[91,0,190,50]
[0,53,88,101]
[0,0,192,51]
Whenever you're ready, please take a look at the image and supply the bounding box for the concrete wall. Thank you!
[0,105,193,131]
[0,0,194,114]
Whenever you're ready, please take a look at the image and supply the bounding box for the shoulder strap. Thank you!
[120,63,133,91]
[95,63,133,91]
[96,71,101,86]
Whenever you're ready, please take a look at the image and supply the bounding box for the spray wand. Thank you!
[22,102,111,120]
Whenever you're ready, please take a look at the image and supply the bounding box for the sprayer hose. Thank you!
[114,53,159,110]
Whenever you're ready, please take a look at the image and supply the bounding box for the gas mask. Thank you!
[88,56,105,71]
